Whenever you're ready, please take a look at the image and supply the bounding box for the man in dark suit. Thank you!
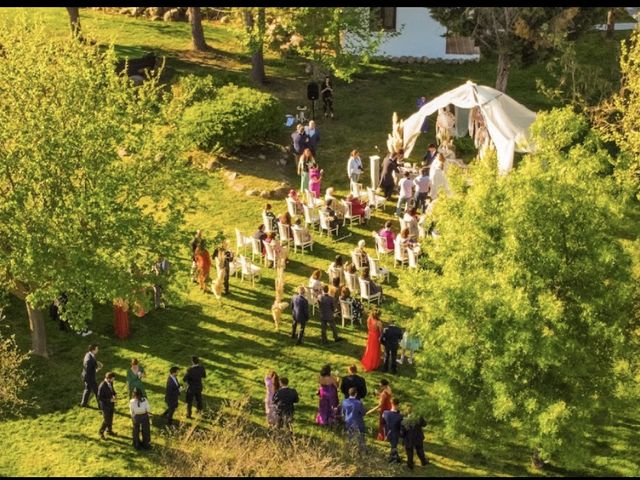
[319,285,341,343]
[340,365,367,399]
[291,286,309,345]
[400,405,430,469]
[341,387,366,451]
[184,356,206,419]
[80,343,100,407]
[291,124,308,158]
[383,397,403,464]
[379,150,402,200]
[161,366,181,426]
[98,371,117,439]
[272,376,299,432]
[380,321,404,374]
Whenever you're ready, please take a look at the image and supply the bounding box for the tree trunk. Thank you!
[189,7,210,51]
[245,7,267,84]
[606,9,615,39]
[66,7,81,39]
[26,302,48,358]
[495,52,511,92]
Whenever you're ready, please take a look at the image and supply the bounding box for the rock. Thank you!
[280,145,289,153]
[420,56,429,64]
[278,159,287,166]
[407,56,415,64]
[390,56,400,63]
[117,147,128,158]
[164,8,185,22]
[206,160,216,170]
[132,7,146,17]
[260,190,275,199]
[227,171,238,181]
[119,7,132,15]
[258,154,267,160]
[271,186,290,200]
[231,183,245,193]
[150,15,162,21]
[399,56,408,63]
[129,75,145,86]
[146,7,165,18]
[245,189,258,197]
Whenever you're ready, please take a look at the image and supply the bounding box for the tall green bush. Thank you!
[181,84,283,154]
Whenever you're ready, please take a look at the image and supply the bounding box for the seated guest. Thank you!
[360,266,383,297]
[402,208,420,239]
[288,189,304,215]
[264,203,278,226]
[253,224,268,256]
[278,211,294,240]
[264,232,287,267]
[339,287,364,326]
[327,255,345,287]
[308,269,324,298]
[325,187,346,218]
[399,228,419,250]
[351,239,370,270]
[378,221,396,251]
[345,193,371,224]
[292,218,312,243]
[320,199,341,233]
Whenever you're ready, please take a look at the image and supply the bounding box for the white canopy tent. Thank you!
[402,81,536,173]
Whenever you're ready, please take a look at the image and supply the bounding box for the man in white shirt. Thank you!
[129,387,152,449]
[413,167,432,214]
[347,150,364,186]
[396,171,414,217]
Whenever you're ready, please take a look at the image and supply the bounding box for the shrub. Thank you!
[181,84,283,154]
[173,74,222,107]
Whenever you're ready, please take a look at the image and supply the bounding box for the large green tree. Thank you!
[429,7,608,92]
[0,17,194,357]
[401,108,639,468]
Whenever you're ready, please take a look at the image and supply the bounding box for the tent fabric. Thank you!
[402,81,536,173]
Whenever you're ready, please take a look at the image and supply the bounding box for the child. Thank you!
[399,328,421,365]
[308,166,323,199]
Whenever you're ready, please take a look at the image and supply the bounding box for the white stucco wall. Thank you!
[375,7,480,60]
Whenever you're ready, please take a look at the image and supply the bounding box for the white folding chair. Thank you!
[303,286,319,316]
[367,255,390,283]
[262,213,276,234]
[374,233,393,264]
[399,218,409,235]
[350,182,368,203]
[318,209,339,237]
[367,187,387,211]
[351,251,365,271]
[341,200,362,226]
[304,189,323,208]
[277,222,291,246]
[339,299,353,328]
[358,277,381,306]
[235,228,252,255]
[343,271,359,296]
[263,240,277,269]
[286,197,299,217]
[407,247,418,269]
[239,255,261,285]
[292,227,314,254]
[251,237,264,264]
[303,204,320,230]
[394,239,408,268]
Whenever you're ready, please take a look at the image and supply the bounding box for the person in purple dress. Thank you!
[416,96,429,133]
[264,370,280,427]
[315,364,339,426]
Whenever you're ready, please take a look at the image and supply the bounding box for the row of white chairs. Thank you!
[373,232,419,269]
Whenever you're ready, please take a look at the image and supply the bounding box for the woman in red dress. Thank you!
[361,310,383,372]
[195,245,212,293]
[366,378,393,440]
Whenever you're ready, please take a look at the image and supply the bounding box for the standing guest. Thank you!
[381,320,404,374]
[194,244,211,293]
[327,255,345,287]
[366,378,393,441]
[291,123,308,158]
[305,120,321,157]
[272,376,299,432]
[264,370,280,427]
[126,358,147,398]
[340,365,367,400]
[297,148,317,193]
[162,366,181,426]
[98,371,117,439]
[400,406,430,469]
[378,221,396,251]
[347,150,364,186]
[379,150,402,200]
[308,165,323,199]
[342,387,366,451]
[291,286,310,345]
[315,364,340,425]
[339,287,364,326]
[321,75,334,118]
[422,144,437,168]
[383,397,403,464]
[129,387,152,450]
[430,153,451,200]
[152,254,170,309]
[416,96,429,133]
[361,310,383,372]
[213,240,234,295]
[319,285,342,344]
[413,167,432,213]
[396,171,414,217]
[81,343,101,407]
[190,230,203,283]
[184,356,206,419]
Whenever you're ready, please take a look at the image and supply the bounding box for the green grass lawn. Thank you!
[1,7,639,477]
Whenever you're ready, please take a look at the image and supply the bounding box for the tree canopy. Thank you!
[0,17,195,356]
[401,108,639,467]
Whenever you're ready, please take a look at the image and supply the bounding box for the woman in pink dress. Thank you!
[308,166,323,198]
[361,310,383,372]
[315,364,339,425]
[264,370,280,427]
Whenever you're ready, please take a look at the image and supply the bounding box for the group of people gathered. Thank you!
[264,366,429,469]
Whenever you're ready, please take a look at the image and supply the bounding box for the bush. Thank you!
[452,135,477,158]
[181,84,283,154]
[173,74,222,107]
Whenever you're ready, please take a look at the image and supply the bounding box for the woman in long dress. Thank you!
[126,358,146,398]
[264,370,280,427]
[366,378,393,440]
[361,310,383,372]
[195,245,211,293]
[315,364,339,426]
